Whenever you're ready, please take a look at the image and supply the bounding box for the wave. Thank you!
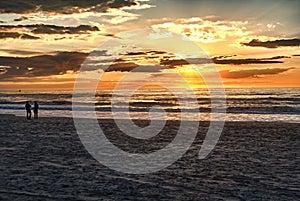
[1,104,299,115]
[1,88,299,117]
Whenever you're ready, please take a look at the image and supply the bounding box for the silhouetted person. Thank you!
[33,101,39,119]
[25,101,31,119]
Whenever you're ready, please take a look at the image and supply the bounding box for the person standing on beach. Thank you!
[33,101,39,119]
[25,101,32,119]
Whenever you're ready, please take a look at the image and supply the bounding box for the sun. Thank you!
[173,65,207,89]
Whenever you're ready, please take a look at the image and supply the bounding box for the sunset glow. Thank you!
[0,0,299,90]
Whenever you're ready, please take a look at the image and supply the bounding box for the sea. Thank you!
[0,88,299,123]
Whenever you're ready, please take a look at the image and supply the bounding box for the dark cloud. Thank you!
[147,51,167,55]
[74,61,137,72]
[106,64,166,72]
[242,38,300,48]
[0,50,167,80]
[160,56,289,67]
[126,52,147,56]
[213,55,237,59]
[0,24,99,35]
[292,54,300,56]
[2,49,292,81]
[126,50,167,56]
[160,58,211,66]
[0,49,171,80]
[106,62,140,72]
[268,56,290,59]
[0,32,39,39]
[0,52,89,80]
[220,68,294,79]
[14,16,28,22]
[213,56,289,65]
[103,33,117,38]
[132,65,167,73]
[32,24,99,34]
[0,49,43,56]
[0,0,137,14]
[84,50,170,72]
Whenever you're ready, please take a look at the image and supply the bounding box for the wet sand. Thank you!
[0,115,299,200]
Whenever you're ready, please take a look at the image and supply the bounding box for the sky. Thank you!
[0,0,299,90]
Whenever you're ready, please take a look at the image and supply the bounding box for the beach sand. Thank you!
[0,115,299,200]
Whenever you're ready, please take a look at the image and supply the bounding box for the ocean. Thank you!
[0,88,299,123]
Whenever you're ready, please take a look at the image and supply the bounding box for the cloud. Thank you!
[32,24,99,34]
[0,52,89,80]
[100,8,140,24]
[126,51,147,56]
[0,32,39,39]
[0,1,155,38]
[0,0,137,14]
[160,56,289,67]
[106,64,166,72]
[242,38,300,48]
[213,56,289,65]
[220,68,294,79]
[132,65,166,72]
[103,33,117,38]
[106,62,140,72]
[160,58,211,66]
[14,16,28,22]
[0,0,155,34]
[147,50,167,55]
[120,0,155,10]
[85,61,166,73]
[0,50,167,80]
[0,49,43,56]
[0,24,99,35]
[152,17,250,43]
[126,50,167,56]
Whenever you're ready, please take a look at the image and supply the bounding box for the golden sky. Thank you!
[0,0,299,90]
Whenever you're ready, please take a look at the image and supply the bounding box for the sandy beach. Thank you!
[0,115,299,200]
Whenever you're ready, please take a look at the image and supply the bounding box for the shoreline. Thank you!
[1,113,300,124]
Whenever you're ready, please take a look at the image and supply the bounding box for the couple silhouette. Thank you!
[25,101,39,120]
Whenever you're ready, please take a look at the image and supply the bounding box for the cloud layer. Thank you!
[160,56,290,67]
[0,32,39,39]
[0,49,297,84]
[220,68,294,79]
[152,17,250,43]
[0,52,88,80]
[0,24,99,34]
[0,0,137,14]
[242,38,300,48]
